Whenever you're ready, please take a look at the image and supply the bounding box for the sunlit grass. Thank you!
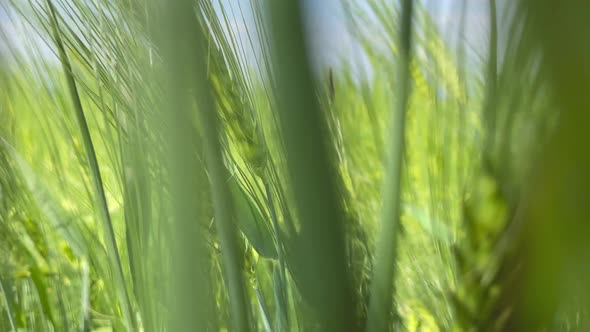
[1,0,589,331]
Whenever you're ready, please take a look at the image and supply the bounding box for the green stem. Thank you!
[187,3,252,330]
[269,1,359,331]
[0,279,17,332]
[366,1,414,331]
[485,0,498,155]
[44,0,134,329]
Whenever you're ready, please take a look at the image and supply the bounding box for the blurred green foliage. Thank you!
[1,0,589,331]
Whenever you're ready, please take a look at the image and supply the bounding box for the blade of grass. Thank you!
[44,0,134,329]
[264,182,289,330]
[194,26,253,332]
[505,1,590,329]
[156,1,214,331]
[0,278,17,332]
[255,285,272,332]
[484,0,498,155]
[156,0,251,330]
[268,1,359,331]
[366,0,414,331]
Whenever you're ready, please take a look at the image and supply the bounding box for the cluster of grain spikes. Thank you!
[447,1,559,330]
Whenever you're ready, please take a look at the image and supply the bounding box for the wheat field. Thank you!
[1,0,589,331]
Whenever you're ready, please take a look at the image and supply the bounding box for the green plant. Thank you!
[1,0,589,331]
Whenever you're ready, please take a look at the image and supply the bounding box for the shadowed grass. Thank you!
[268,1,359,331]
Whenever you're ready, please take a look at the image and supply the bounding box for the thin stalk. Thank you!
[190,2,252,330]
[485,0,498,154]
[264,181,289,330]
[456,0,468,188]
[196,62,252,332]
[366,0,414,331]
[80,259,90,332]
[44,0,134,330]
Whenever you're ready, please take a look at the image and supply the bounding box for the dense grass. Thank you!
[1,0,589,331]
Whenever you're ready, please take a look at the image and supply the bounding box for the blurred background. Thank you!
[1,0,589,331]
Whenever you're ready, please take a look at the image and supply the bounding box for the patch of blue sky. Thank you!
[301,0,490,75]
[2,0,492,81]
